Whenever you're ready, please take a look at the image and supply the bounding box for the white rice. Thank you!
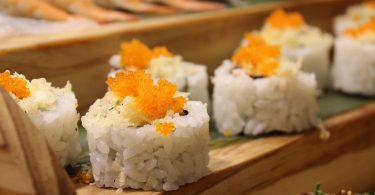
[16,77,81,166]
[213,60,318,136]
[332,35,375,95]
[281,46,331,89]
[81,92,210,191]
[257,25,333,89]
[109,55,209,103]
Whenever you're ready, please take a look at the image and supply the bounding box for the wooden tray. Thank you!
[2,0,374,194]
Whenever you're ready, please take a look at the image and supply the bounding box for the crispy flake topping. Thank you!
[120,39,173,69]
[0,71,30,99]
[345,18,375,37]
[266,9,305,29]
[233,35,280,76]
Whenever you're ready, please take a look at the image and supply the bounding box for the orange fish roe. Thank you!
[0,71,30,99]
[120,39,174,70]
[136,79,186,120]
[155,122,175,136]
[244,33,266,46]
[232,36,280,76]
[345,18,375,37]
[120,39,153,69]
[152,46,173,58]
[266,9,305,29]
[106,71,153,100]
[107,71,186,122]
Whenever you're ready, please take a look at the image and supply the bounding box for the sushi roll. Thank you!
[81,71,209,191]
[244,9,333,89]
[332,19,375,96]
[0,70,81,165]
[334,1,375,35]
[108,39,209,103]
[213,35,318,136]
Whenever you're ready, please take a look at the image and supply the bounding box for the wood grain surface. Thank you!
[0,88,76,195]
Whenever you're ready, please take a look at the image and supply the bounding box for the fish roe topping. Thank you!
[106,71,153,100]
[120,39,174,70]
[232,35,280,76]
[155,122,175,136]
[136,79,186,120]
[0,71,30,99]
[345,18,375,37]
[244,33,267,46]
[266,9,305,29]
[120,39,153,69]
[107,71,186,132]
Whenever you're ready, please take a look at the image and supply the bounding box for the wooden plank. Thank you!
[0,88,76,195]
[253,146,375,194]
[76,102,375,194]
[0,149,35,195]
[0,0,360,113]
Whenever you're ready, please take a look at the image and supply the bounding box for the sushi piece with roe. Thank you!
[0,70,81,166]
[241,9,333,89]
[108,39,208,103]
[213,34,318,136]
[81,71,209,191]
[332,18,375,95]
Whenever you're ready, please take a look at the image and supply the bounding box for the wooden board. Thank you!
[0,0,361,113]
[0,89,76,195]
[253,146,375,194]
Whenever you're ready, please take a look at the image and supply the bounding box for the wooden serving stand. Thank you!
[0,88,76,195]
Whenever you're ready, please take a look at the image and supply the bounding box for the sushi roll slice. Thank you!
[0,70,81,165]
[245,9,333,89]
[332,19,375,96]
[213,35,318,136]
[334,1,375,35]
[81,71,209,191]
[108,39,209,103]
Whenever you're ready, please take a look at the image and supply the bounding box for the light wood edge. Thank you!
[0,88,76,195]
[253,146,375,194]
